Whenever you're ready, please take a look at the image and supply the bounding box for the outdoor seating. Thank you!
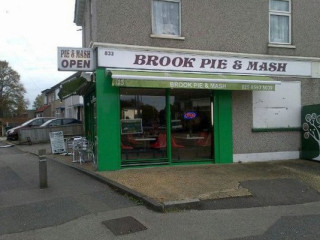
[72,137,88,164]
[65,136,82,156]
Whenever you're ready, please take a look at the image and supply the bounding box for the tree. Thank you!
[0,61,28,117]
[33,94,44,110]
[302,113,320,160]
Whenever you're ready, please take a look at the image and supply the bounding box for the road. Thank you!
[1,141,320,240]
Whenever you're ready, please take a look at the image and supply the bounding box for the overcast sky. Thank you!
[0,0,82,109]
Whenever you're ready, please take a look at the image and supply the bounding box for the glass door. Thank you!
[120,88,168,166]
[170,89,213,162]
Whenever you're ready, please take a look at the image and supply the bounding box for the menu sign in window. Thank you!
[121,119,143,134]
[49,131,66,154]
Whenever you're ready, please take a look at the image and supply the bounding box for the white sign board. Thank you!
[97,47,312,77]
[253,81,301,129]
[58,47,96,71]
[49,131,66,154]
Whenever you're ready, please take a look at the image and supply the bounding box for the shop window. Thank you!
[120,88,167,163]
[269,0,291,44]
[152,0,181,36]
[253,81,301,129]
[170,89,213,162]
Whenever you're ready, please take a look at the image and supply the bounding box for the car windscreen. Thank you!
[20,119,35,127]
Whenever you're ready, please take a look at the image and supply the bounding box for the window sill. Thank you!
[150,34,185,40]
[252,127,300,132]
[268,43,296,49]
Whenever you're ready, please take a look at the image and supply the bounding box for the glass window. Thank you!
[269,0,291,44]
[120,88,167,164]
[170,89,213,162]
[270,0,289,11]
[152,0,181,36]
[30,119,44,126]
[63,119,73,125]
[49,119,62,126]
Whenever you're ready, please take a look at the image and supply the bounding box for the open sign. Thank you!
[183,112,197,119]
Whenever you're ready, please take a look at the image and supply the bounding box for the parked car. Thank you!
[39,118,82,127]
[6,117,55,140]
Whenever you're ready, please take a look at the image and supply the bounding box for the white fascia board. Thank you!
[91,42,320,63]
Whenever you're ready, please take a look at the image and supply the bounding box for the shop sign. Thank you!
[112,78,275,91]
[184,112,197,119]
[98,47,312,77]
[58,47,96,71]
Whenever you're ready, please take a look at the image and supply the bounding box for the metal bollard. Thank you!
[39,156,48,189]
[38,149,46,157]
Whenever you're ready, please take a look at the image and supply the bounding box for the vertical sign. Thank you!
[49,131,66,154]
[58,47,96,71]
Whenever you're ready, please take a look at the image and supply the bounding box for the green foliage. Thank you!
[33,94,44,110]
[0,60,28,117]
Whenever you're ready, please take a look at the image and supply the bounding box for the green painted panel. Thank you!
[96,68,121,171]
[252,127,300,132]
[214,91,233,164]
[301,104,320,160]
[112,79,275,91]
[110,69,276,91]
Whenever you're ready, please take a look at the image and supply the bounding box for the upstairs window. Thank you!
[269,0,291,44]
[152,0,181,36]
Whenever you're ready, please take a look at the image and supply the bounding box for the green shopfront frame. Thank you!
[91,45,283,171]
[95,68,233,171]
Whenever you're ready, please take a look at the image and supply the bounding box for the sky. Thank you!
[0,0,82,109]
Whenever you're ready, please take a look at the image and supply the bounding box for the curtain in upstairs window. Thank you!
[270,0,289,11]
[269,0,290,44]
[152,0,180,36]
[270,15,289,43]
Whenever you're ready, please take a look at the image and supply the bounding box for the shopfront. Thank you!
[94,70,237,170]
[83,44,320,171]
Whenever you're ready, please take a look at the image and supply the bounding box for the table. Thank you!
[175,136,204,140]
[134,137,157,141]
[134,137,156,150]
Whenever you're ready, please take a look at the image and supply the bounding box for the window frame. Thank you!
[151,0,182,38]
[269,0,292,45]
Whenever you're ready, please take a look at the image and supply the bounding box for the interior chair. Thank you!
[150,133,167,157]
[171,135,184,160]
[196,132,211,147]
[195,132,212,158]
[121,142,134,160]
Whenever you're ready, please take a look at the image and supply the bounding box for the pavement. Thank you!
[7,140,320,212]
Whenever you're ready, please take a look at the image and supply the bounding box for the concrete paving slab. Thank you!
[12,142,320,212]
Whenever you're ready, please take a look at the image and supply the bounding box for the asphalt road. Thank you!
[0,142,136,235]
[1,141,320,240]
